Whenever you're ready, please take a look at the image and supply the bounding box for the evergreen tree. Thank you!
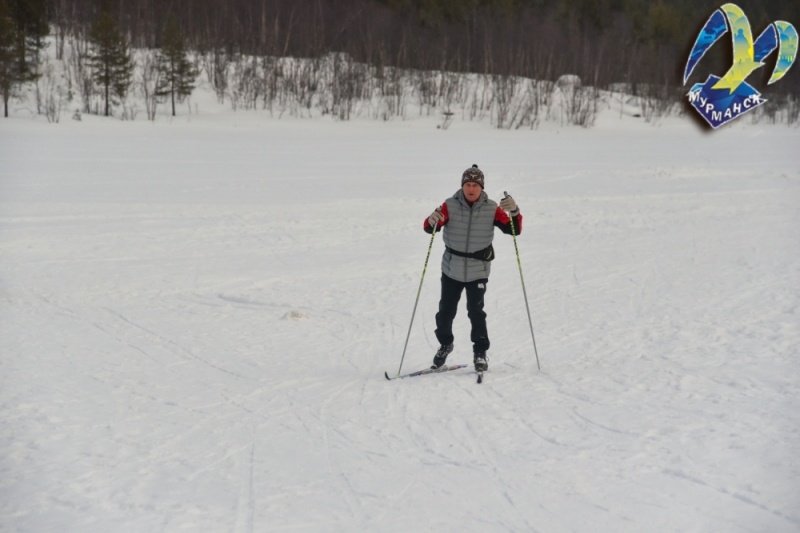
[0,0,19,117]
[0,0,46,117]
[88,11,133,117]
[7,0,47,72]
[156,14,198,117]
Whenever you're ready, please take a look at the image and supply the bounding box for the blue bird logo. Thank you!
[684,3,797,128]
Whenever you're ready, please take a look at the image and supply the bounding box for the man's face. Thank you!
[462,181,482,202]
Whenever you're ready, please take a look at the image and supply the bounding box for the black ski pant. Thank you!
[435,273,490,353]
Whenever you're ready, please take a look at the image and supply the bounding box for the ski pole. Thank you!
[395,217,439,377]
[505,192,541,370]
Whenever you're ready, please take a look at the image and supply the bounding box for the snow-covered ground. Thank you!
[2,100,799,532]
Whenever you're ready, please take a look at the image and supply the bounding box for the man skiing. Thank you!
[424,164,522,373]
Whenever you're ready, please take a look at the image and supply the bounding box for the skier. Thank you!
[424,164,522,372]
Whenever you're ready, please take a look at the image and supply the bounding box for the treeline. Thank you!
[1,0,798,122]
[1,0,197,118]
[47,0,799,92]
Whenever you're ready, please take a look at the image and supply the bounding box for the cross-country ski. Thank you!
[384,364,468,381]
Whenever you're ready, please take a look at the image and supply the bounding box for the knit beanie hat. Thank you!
[462,164,484,188]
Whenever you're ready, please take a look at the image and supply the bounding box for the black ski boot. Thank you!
[431,343,454,369]
[473,351,488,372]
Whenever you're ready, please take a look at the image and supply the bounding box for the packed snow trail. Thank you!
[1,114,799,532]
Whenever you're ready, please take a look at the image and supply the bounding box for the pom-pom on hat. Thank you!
[461,164,484,188]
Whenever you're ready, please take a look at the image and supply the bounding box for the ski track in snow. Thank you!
[1,111,799,532]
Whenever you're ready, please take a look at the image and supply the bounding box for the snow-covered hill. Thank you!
[1,100,799,532]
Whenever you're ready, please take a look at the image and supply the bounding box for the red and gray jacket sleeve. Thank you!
[423,202,449,233]
[493,207,522,235]
[424,203,522,234]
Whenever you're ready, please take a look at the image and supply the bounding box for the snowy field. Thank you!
[1,102,800,533]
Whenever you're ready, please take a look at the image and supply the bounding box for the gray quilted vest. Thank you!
[441,189,498,282]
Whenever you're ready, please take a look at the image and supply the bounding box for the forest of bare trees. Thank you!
[47,0,799,91]
[4,0,800,125]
